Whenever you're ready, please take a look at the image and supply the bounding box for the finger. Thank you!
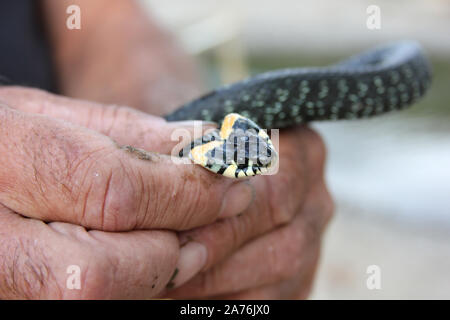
[167,210,321,299]
[0,86,217,154]
[265,125,329,225]
[163,241,208,291]
[0,204,184,299]
[212,269,316,300]
[178,127,332,269]
[0,103,252,231]
[213,250,319,300]
[300,179,334,235]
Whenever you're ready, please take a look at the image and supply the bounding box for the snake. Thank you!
[165,41,432,179]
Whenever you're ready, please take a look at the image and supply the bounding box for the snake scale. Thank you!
[165,41,432,178]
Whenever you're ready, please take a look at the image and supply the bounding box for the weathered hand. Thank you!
[0,86,253,298]
[166,125,334,299]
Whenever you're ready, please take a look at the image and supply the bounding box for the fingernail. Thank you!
[219,182,254,218]
[178,234,194,247]
[166,242,208,289]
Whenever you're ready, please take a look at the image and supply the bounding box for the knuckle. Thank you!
[304,127,327,163]
[74,251,118,299]
[267,176,302,227]
[321,185,335,228]
[146,169,198,230]
[305,181,335,234]
[268,206,294,227]
[303,128,327,178]
[267,223,320,282]
[288,126,327,182]
[165,171,223,229]
[225,217,247,253]
[267,153,309,227]
[102,105,128,136]
[266,227,308,282]
[177,182,204,229]
[101,105,151,146]
[0,86,49,112]
[74,150,141,231]
[97,157,140,231]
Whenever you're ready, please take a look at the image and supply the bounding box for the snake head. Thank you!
[183,113,278,179]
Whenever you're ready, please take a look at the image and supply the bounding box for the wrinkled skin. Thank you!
[0,87,252,299]
[168,124,334,299]
[0,0,334,299]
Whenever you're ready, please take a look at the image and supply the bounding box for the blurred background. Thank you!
[141,0,450,299]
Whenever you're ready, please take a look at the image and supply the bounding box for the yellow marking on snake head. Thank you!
[223,162,238,178]
[220,113,242,139]
[189,140,223,166]
[183,113,279,179]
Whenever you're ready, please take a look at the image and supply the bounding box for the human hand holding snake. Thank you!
[169,41,431,179]
[0,87,254,298]
[160,41,431,298]
[0,0,432,299]
[166,125,332,299]
[42,2,432,299]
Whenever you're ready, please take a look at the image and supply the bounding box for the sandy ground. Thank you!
[311,204,450,299]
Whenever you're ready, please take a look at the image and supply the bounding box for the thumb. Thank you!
[0,204,207,299]
[0,96,253,231]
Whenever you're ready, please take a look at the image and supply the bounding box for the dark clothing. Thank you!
[0,0,56,91]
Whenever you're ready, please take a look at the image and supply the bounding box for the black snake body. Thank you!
[165,41,431,129]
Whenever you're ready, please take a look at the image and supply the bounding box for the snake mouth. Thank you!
[182,113,278,179]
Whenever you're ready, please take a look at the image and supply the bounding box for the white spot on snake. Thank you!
[291,105,300,116]
[365,98,374,106]
[374,76,383,87]
[401,93,409,102]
